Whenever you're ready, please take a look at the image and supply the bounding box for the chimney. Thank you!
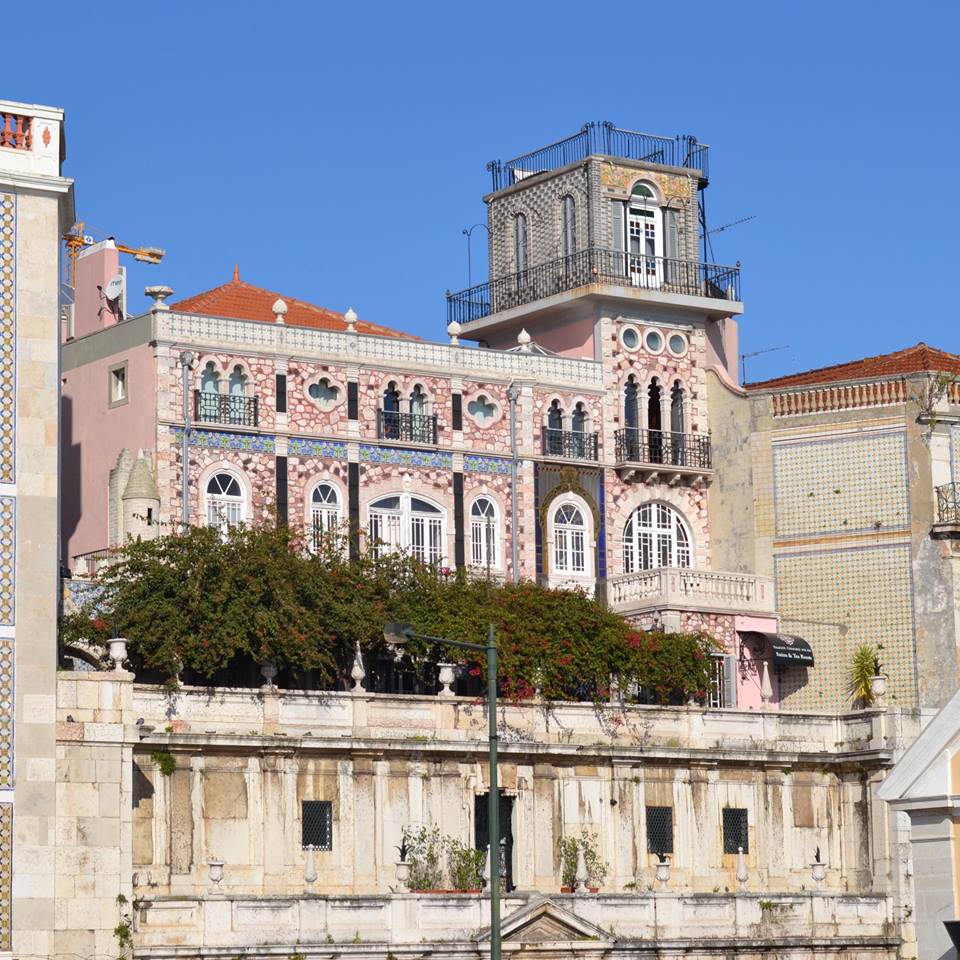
[74,239,121,338]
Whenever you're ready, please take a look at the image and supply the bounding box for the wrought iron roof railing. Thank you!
[487,122,709,192]
[936,482,960,524]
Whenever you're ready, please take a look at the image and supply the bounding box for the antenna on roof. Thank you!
[740,345,789,385]
[707,214,756,236]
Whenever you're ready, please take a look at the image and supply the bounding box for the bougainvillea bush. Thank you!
[61,522,719,702]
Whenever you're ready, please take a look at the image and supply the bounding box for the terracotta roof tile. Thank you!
[170,273,416,340]
[746,342,960,390]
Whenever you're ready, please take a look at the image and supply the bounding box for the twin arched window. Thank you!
[205,471,245,534]
[470,496,500,570]
[368,494,445,564]
[623,503,691,572]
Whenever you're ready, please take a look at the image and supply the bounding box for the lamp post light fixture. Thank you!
[383,621,500,960]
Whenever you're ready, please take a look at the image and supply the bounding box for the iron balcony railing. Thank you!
[447,247,740,325]
[487,122,708,192]
[615,428,712,470]
[542,428,599,461]
[194,391,259,428]
[378,410,438,445]
[936,482,960,524]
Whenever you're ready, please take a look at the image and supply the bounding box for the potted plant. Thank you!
[849,644,885,708]
[445,837,485,893]
[402,826,444,892]
[558,829,608,893]
[395,837,410,889]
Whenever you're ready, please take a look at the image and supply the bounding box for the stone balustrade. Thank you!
[133,891,897,956]
[606,567,776,615]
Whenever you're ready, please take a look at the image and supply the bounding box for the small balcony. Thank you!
[542,427,599,461]
[615,428,712,481]
[194,391,259,428]
[447,246,741,326]
[933,482,960,538]
[378,410,438,445]
[607,567,776,616]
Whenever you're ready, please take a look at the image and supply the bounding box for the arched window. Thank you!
[648,378,664,463]
[624,375,640,430]
[670,381,685,465]
[571,402,590,458]
[623,503,691,573]
[383,381,400,413]
[205,471,245,535]
[409,384,428,416]
[470,496,499,570]
[552,502,587,575]
[547,399,564,430]
[227,365,249,425]
[308,378,340,409]
[545,399,565,456]
[201,361,220,393]
[514,213,528,273]
[198,362,221,421]
[627,181,662,288]
[561,195,577,258]
[368,494,446,565]
[310,482,342,550]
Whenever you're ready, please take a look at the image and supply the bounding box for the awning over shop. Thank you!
[741,631,815,667]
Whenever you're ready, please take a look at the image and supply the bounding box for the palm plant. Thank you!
[849,644,880,707]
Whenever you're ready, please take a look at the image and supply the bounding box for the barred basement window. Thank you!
[645,806,673,856]
[302,800,333,850]
[722,807,748,854]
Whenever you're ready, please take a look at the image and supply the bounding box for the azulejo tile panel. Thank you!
[0,641,10,789]
[172,426,276,454]
[288,437,348,459]
[0,802,9,950]
[951,425,960,481]
[0,193,14,485]
[776,544,915,710]
[0,498,12,627]
[773,431,909,539]
[463,454,513,475]
[359,444,453,469]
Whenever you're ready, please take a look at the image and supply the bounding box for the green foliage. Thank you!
[403,825,444,891]
[150,750,176,776]
[558,829,608,889]
[445,837,485,891]
[849,643,881,707]
[60,522,719,704]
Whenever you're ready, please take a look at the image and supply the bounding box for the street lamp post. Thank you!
[383,622,500,960]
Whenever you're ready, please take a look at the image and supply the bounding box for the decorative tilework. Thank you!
[0,641,10,789]
[0,194,14,485]
[776,544,915,710]
[359,444,453,469]
[0,802,9,950]
[951,425,960,481]
[288,437,348,459]
[773,431,909,539]
[463,454,513,475]
[172,426,276,454]
[0,498,12,627]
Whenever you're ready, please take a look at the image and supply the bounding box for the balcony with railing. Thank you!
[378,410,438,445]
[194,391,259,428]
[0,110,32,150]
[542,427,599,462]
[934,482,960,538]
[447,247,740,326]
[487,122,709,193]
[615,428,712,481]
[607,567,776,616]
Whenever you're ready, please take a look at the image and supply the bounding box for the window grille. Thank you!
[302,800,333,850]
[708,656,725,708]
[645,805,673,855]
[722,807,748,854]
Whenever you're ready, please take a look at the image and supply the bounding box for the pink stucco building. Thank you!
[61,123,794,708]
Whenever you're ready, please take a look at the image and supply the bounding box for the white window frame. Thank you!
[205,470,246,537]
[108,361,128,407]
[368,493,447,565]
[626,183,663,289]
[623,502,692,573]
[469,496,501,571]
[309,481,342,551]
[546,492,595,591]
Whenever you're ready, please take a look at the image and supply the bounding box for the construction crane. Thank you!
[63,220,165,286]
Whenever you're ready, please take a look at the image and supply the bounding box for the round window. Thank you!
[644,330,664,354]
[668,333,687,356]
[621,326,640,351]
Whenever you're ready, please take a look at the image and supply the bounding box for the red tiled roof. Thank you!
[746,342,960,390]
[170,268,416,340]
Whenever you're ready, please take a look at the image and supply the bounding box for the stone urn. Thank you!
[437,663,456,697]
[108,638,128,671]
[351,642,366,692]
[574,846,590,894]
[208,859,224,888]
[735,846,748,889]
[304,844,318,886]
[655,857,670,890]
[396,860,410,889]
[870,674,887,703]
[811,860,826,887]
[260,661,278,688]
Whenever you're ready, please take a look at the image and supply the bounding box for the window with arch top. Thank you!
[368,493,446,565]
[552,502,587,575]
[623,502,691,572]
[205,471,245,536]
[310,481,342,550]
[469,496,500,571]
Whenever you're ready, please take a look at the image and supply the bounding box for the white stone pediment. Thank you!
[477,898,613,945]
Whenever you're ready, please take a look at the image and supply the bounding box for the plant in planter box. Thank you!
[558,829,608,891]
[445,837,485,892]
[402,826,444,891]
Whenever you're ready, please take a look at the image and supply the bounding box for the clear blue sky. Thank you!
[5,1,957,382]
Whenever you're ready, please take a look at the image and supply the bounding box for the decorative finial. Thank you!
[447,321,461,345]
[272,298,288,325]
[145,285,174,312]
[517,328,532,352]
[233,263,240,281]
[344,307,357,332]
